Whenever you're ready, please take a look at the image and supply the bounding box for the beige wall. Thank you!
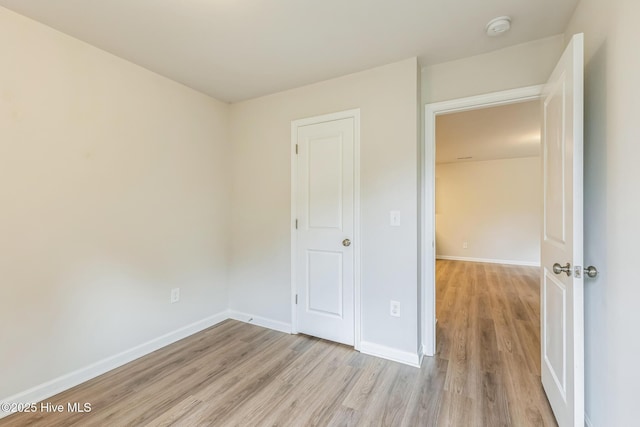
[422,35,565,104]
[229,58,420,354]
[565,0,640,425]
[0,7,231,399]
[436,158,541,264]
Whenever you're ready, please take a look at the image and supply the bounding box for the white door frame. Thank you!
[422,86,543,356]
[291,108,361,350]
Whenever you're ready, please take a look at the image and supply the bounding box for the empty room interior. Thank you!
[1,0,639,426]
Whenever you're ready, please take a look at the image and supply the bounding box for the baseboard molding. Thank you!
[436,255,540,267]
[359,341,421,368]
[585,413,593,427]
[227,310,292,334]
[0,311,228,419]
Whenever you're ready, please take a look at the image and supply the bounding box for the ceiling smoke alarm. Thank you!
[486,16,512,37]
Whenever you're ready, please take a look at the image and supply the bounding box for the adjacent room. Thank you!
[435,101,542,267]
[433,101,551,423]
[1,0,639,426]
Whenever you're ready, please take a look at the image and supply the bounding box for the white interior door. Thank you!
[541,33,584,427]
[295,117,355,346]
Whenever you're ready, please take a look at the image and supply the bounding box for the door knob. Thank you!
[342,239,351,247]
[584,266,599,278]
[553,262,571,276]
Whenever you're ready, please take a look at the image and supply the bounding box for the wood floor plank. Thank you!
[222,340,341,427]
[401,356,448,426]
[1,260,557,427]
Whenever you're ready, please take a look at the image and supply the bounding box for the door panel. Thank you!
[308,137,343,229]
[543,271,567,397]
[543,79,567,247]
[540,33,584,427]
[296,117,354,346]
[307,250,343,317]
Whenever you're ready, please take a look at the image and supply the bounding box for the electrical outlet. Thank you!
[463,241,468,249]
[390,300,400,317]
[170,288,180,304]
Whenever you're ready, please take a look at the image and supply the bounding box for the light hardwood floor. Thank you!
[2,261,556,426]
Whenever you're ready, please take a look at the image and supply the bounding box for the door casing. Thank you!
[422,86,544,356]
[291,109,361,350]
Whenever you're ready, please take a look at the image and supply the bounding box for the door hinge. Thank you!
[295,294,298,304]
[295,144,298,154]
[295,219,298,229]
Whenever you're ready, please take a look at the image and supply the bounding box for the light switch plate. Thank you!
[171,288,180,304]
[390,300,401,317]
[390,211,401,226]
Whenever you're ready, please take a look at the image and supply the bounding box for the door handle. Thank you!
[553,262,571,276]
[342,239,351,247]
[584,266,599,278]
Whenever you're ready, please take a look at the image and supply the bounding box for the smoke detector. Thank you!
[486,16,512,37]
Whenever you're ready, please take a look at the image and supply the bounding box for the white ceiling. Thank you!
[436,101,541,164]
[0,0,578,102]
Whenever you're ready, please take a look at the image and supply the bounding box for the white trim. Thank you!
[290,109,362,350]
[359,341,421,368]
[421,344,428,357]
[227,310,292,334]
[354,112,361,351]
[0,311,228,419]
[291,118,298,334]
[436,255,540,267]
[585,414,593,427]
[420,318,438,357]
[426,85,544,115]
[422,85,544,358]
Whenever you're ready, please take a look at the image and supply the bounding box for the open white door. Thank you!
[540,33,584,427]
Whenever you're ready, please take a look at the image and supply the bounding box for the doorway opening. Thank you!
[431,96,557,422]
[422,85,544,356]
[421,86,559,423]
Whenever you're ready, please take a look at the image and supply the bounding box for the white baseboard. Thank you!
[436,255,540,267]
[585,413,593,427]
[227,310,292,334]
[0,311,228,419]
[359,341,421,368]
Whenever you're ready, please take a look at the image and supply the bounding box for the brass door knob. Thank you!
[342,239,351,247]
